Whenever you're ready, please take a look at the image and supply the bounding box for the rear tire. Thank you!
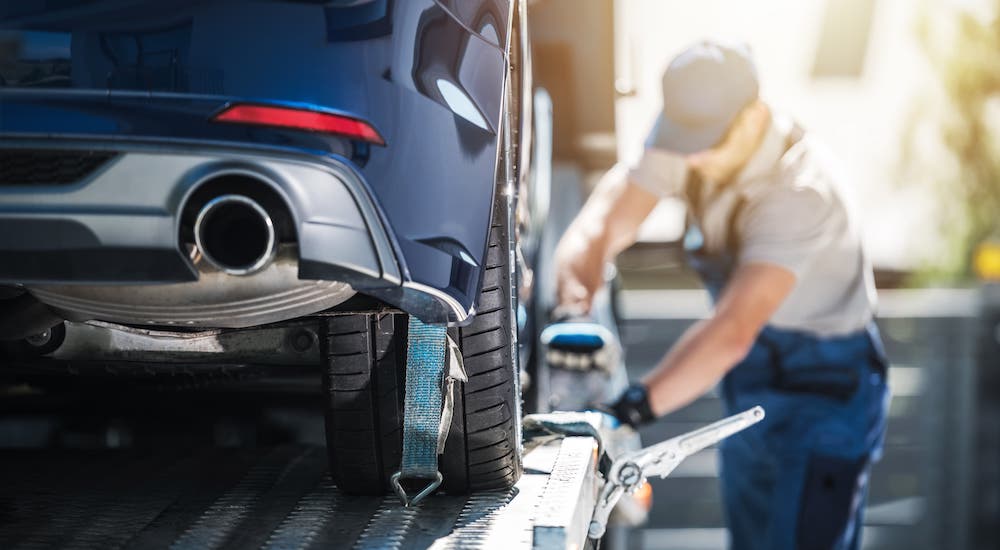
[322,186,522,495]
[441,188,522,493]
[322,312,406,495]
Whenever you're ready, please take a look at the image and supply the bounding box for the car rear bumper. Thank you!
[0,138,471,324]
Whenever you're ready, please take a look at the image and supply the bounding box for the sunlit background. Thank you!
[529,0,1000,548]
[0,1,998,548]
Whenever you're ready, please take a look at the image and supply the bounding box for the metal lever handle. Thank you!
[634,406,765,477]
[588,406,766,540]
[679,406,766,453]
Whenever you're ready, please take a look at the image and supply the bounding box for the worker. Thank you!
[550,40,890,550]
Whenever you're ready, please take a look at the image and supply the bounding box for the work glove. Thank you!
[540,312,621,373]
[600,382,656,428]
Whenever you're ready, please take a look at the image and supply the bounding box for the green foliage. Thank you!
[915,3,1000,278]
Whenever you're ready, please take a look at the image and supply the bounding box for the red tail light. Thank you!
[213,104,385,146]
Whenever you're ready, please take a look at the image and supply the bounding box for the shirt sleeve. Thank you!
[737,185,837,278]
[627,147,688,198]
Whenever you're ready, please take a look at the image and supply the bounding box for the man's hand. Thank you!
[554,165,660,313]
[601,381,656,428]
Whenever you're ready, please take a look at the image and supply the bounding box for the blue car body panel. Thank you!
[0,0,515,324]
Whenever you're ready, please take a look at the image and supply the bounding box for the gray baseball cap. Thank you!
[648,40,759,154]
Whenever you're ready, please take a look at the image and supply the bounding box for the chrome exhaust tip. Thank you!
[194,194,277,276]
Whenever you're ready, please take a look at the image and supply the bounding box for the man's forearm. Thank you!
[554,225,608,313]
[554,165,659,313]
[637,263,796,417]
[553,168,622,313]
[641,316,755,416]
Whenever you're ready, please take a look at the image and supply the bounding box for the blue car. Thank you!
[0,0,536,495]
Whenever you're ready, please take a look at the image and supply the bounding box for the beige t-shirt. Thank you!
[628,116,876,337]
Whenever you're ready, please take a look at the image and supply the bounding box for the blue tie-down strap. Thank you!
[392,317,448,506]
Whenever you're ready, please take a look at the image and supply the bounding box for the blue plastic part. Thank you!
[540,322,611,352]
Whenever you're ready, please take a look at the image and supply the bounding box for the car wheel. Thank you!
[321,181,523,495]
[322,311,406,495]
[440,182,523,493]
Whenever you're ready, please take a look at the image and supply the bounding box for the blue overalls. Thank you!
[683,159,890,549]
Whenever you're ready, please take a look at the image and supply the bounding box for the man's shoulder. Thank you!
[744,135,842,207]
[780,134,843,189]
[738,143,846,237]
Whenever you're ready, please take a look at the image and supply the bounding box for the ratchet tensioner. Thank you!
[587,406,766,540]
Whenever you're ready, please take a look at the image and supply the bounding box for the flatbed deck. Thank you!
[0,436,599,549]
